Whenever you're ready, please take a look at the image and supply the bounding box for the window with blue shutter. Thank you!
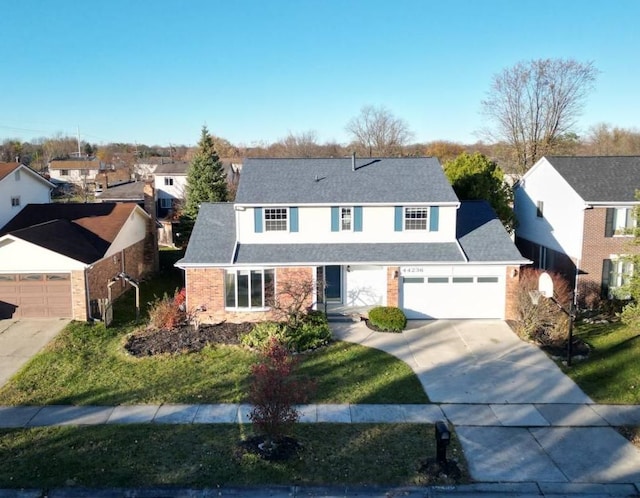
[429,206,439,232]
[331,207,339,232]
[354,206,363,232]
[394,206,403,231]
[254,207,263,233]
[290,207,299,232]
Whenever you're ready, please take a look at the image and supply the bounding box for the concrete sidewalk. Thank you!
[2,402,640,428]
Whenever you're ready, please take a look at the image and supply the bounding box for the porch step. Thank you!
[326,313,363,323]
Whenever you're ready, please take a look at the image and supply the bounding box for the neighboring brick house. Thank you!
[177,157,528,323]
[514,156,640,304]
[0,162,54,229]
[0,203,156,320]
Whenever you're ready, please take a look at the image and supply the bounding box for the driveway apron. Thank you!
[0,318,69,387]
[331,319,640,484]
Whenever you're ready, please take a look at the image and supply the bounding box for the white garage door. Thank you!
[401,275,505,319]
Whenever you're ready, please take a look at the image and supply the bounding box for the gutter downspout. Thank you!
[85,266,93,321]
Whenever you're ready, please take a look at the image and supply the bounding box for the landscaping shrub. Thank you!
[248,337,315,453]
[241,311,332,353]
[513,268,571,347]
[241,322,286,349]
[147,289,187,330]
[286,316,332,352]
[368,306,407,332]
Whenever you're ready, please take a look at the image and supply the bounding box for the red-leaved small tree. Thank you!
[248,337,315,451]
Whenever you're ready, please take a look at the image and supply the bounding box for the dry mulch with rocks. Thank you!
[124,322,254,357]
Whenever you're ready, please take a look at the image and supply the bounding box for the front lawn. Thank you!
[0,424,468,488]
[0,250,428,405]
[568,320,640,404]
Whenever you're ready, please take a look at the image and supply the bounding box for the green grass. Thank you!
[0,249,428,405]
[0,424,469,488]
[568,320,640,404]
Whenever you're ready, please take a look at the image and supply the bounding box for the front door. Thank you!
[325,265,342,302]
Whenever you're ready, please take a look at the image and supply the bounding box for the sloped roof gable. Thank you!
[236,157,459,205]
[546,156,640,203]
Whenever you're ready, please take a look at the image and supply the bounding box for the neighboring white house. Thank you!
[153,161,189,218]
[514,156,640,303]
[0,162,53,230]
[48,159,106,189]
[177,157,528,323]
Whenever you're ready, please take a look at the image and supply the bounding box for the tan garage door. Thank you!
[0,273,72,318]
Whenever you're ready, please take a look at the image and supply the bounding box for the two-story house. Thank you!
[177,157,527,322]
[153,161,189,218]
[0,162,53,230]
[514,156,640,303]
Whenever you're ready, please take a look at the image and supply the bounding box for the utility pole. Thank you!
[77,125,82,157]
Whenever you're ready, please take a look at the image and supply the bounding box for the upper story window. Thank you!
[536,201,544,218]
[341,208,352,231]
[404,207,428,230]
[160,198,172,209]
[164,177,174,186]
[60,169,69,176]
[606,207,636,237]
[264,208,287,231]
[10,196,20,207]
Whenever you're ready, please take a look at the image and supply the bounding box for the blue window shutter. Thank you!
[394,206,403,231]
[254,207,263,233]
[354,206,363,232]
[290,207,299,232]
[429,206,439,232]
[331,206,339,232]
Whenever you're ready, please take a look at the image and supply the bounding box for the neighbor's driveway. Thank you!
[332,319,592,404]
[0,319,69,387]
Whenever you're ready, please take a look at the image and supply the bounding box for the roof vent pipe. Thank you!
[352,152,356,171]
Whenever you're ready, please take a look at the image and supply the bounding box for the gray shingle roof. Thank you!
[95,181,144,201]
[457,201,528,263]
[235,157,459,205]
[546,156,640,203]
[178,200,528,267]
[235,242,464,265]
[179,203,236,265]
[154,162,189,175]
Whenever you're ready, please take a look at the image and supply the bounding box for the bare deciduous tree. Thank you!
[481,58,598,175]
[583,123,640,156]
[346,105,413,157]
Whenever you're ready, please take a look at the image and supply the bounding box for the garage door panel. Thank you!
[0,273,72,318]
[401,274,505,319]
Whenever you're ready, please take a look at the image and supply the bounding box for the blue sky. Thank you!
[1,0,638,147]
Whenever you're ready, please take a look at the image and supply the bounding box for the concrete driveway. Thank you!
[333,319,592,404]
[0,318,69,387]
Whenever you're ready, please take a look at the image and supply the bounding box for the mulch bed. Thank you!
[540,338,591,360]
[417,458,462,484]
[363,319,402,333]
[124,322,254,357]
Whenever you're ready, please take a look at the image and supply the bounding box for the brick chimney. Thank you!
[143,180,159,273]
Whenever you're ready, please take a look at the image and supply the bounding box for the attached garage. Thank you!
[400,266,506,319]
[0,273,72,318]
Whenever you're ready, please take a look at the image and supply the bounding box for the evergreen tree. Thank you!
[183,126,228,220]
[444,152,515,232]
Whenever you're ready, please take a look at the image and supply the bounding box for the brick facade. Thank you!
[579,207,638,300]
[71,270,88,321]
[386,266,399,307]
[504,266,521,321]
[186,266,314,324]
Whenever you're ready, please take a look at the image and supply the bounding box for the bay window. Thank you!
[225,269,275,309]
